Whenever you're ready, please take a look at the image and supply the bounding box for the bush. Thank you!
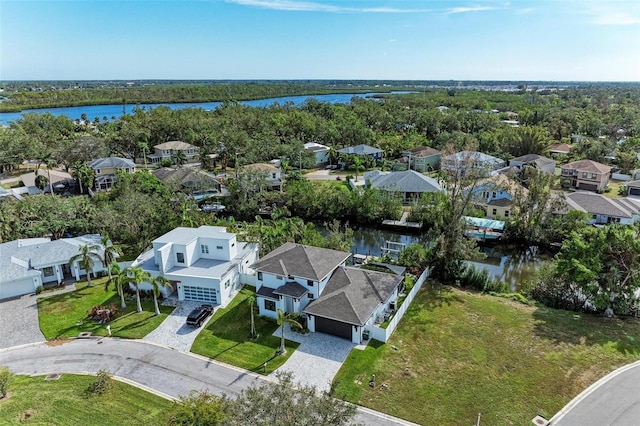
[0,367,12,398]
[87,304,118,323]
[35,285,44,295]
[86,370,112,396]
[458,265,508,293]
[488,292,530,305]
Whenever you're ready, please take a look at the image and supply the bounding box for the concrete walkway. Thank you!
[0,294,46,349]
[143,301,212,352]
[271,324,355,392]
[0,339,418,426]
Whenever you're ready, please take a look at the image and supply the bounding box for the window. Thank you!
[224,280,230,289]
[231,243,235,247]
[201,244,209,254]
[276,275,283,280]
[582,172,588,178]
[308,293,314,299]
[492,208,497,215]
[492,192,497,198]
[96,169,101,174]
[176,252,185,263]
[42,266,55,277]
[125,168,130,173]
[264,300,276,311]
[307,280,314,287]
[272,173,277,179]
[504,211,510,217]
[258,272,263,281]
[216,246,223,250]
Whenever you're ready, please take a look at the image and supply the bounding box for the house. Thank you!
[563,192,640,225]
[338,144,384,165]
[131,226,258,304]
[560,159,612,192]
[509,154,556,174]
[241,163,282,191]
[304,142,331,166]
[364,170,442,204]
[469,174,527,219]
[549,143,572,157]
[151,167,224,198]
[403,146,441,172]
[440,151,507,178]
[627,180,640,197]
[0,235,108,300]
[87,157,136,192]
[251,242,404,344]
[148,141,198,164]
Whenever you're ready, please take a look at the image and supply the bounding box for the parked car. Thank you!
[186,304,214,327]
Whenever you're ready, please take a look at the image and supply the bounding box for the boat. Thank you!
[462,216,505,241]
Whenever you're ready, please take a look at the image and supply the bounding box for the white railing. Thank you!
[368,267,429,342]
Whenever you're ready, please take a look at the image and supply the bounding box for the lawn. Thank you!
[38,279,174,340]
[191,287,299,374]
[332,285,640,425]
[0,374,173,425]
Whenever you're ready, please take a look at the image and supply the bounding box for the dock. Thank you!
[382,212,422,229]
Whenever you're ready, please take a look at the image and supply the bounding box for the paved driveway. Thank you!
[143,301,213,352]
[271,324,356,392]
[0,294,45,349]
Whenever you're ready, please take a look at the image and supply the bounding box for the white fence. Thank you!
[368,267,429,343]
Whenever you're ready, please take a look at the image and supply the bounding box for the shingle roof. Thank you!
[87,157,135,170]
[511,154,555,167]
[441,151,505,166]
[273,281,308,298]
[154,141,196,150]
[566,192,640,218]
[242,163,279,172]
[338,144,383,155]
[151,167,218,187]
[561,160,611,174]
[627,180,640,189]
[365,170,442,193]
[250,242,350,282]
[405,146,440,157]
[304,267,403,326]
[549,143,572,154]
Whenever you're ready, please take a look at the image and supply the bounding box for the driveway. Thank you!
[271,324,356,392]
[0,294,45,349]
[143,301,213,352]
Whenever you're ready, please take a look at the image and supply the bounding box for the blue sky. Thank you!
[1,0,639,81]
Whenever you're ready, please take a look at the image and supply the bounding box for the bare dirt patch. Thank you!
[0,391,13,403]
[45,338,71,347]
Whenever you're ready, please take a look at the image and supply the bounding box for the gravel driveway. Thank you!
[271,324,355,392]
[0,294,45,349]
[143,301,214,352]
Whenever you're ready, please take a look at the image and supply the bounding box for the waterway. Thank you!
[350,227,551,292]
[0,91,412,125]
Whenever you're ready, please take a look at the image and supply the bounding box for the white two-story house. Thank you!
[132,226,258,305]
[251,242,404,344]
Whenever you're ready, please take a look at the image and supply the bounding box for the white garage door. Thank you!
[183,286,217,303]
[0,280,35,300]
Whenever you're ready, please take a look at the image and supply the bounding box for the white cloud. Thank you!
[388,38,398,42]
[514,7,535,15]
[445,6,498,14]
[225,0,434,13]
[583,4,640,26]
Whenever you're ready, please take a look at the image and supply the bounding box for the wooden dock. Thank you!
[382,212,422,229]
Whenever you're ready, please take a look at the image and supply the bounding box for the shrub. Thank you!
[0,367,12,398]
[86,370,112,396]
[35,285,44,295]
[87,304,118,323]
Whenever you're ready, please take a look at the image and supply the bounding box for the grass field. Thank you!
[191,287,298,374]
[0,374,173,426]
[332,285,640,425]
[38,279,173,340]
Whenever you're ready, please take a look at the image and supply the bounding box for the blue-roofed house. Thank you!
[338,144,384,165]
[364,170,443,204]
[468,174,528,219]
[441,150,507,178]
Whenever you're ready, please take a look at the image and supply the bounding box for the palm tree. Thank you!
[34,174,49,192]
[150,276,173,316]
[352,155,363,182]
[127,266,151,313]
[69,244,102,287]
[36,152,57,195]
[106,263,128,309]
[100,235,121,280]
[172,150,188,167]
[248,293,257,339]
[276,308,302,355]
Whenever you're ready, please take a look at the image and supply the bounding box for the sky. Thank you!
[1,0,639,81]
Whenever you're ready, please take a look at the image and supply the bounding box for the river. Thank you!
[350,228,551,292]
[0,91,412,125]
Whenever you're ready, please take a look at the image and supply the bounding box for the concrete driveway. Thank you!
[0,294,45,349]
[271,324,356,392]
[143,301,213,352]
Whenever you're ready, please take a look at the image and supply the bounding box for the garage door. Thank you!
[0,280,34,300]
[578,183,598,192]
[182,286,217,303]
[314,316,352,340]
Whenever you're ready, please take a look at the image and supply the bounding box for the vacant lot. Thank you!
[0,374,172,425]
[332,285,640,425]
[191,287,298,374]
[38,279,173,339]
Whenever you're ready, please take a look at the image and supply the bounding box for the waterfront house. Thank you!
[364,170,442,204]
[563,192,640,225]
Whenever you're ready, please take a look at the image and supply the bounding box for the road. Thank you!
[0,338,418,426]
[551,361,640,426]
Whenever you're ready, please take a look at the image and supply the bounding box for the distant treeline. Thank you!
[0,82,404,112]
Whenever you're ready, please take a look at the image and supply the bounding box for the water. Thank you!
[351,227,428,257]
[0,91,413,125]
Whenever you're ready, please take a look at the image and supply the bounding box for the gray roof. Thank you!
[153,226,233,246]
[0,235,103,283]
[510,154,555,167]
[405,146,441,158]
[304,267,403,326]
[627,180,640,189]
[273,281,308,298]
[566,192,640,218]
[257,286,278,299]
[251,242,350,282]
[365,170,442,193]
[151,167,219,188]
[561,159,611,174]
[441,151,505,166]
[87,157,135,170]
[338,144,383,156]
[364,262,407,276]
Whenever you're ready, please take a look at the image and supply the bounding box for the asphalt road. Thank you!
[0,339,418,426]
[551,361,640,426]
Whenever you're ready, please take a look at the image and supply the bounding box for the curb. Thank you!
[550,360,640,424]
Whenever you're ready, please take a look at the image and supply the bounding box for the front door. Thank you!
[285,296,294,314]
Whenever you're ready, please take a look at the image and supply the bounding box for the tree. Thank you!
[247,293,257,339]
[351,155,363,182]
[169,390,229,426]
[106,263,128,309]
[34,174,49,192]
[100,235,121,280]
[36,152,58,195]
[127,266,151,313]
[150,276,173,316]
[276,308,302,355]
[69,244,102,287]
[72,161,95,194]
[173,150,188,167]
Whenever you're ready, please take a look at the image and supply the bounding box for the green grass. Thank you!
[38,279,173,340]
[332,285,640,425]
[0,374,172,425]
[0,180,24,189]
[603,180,625,198]
[191,287,298,374]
